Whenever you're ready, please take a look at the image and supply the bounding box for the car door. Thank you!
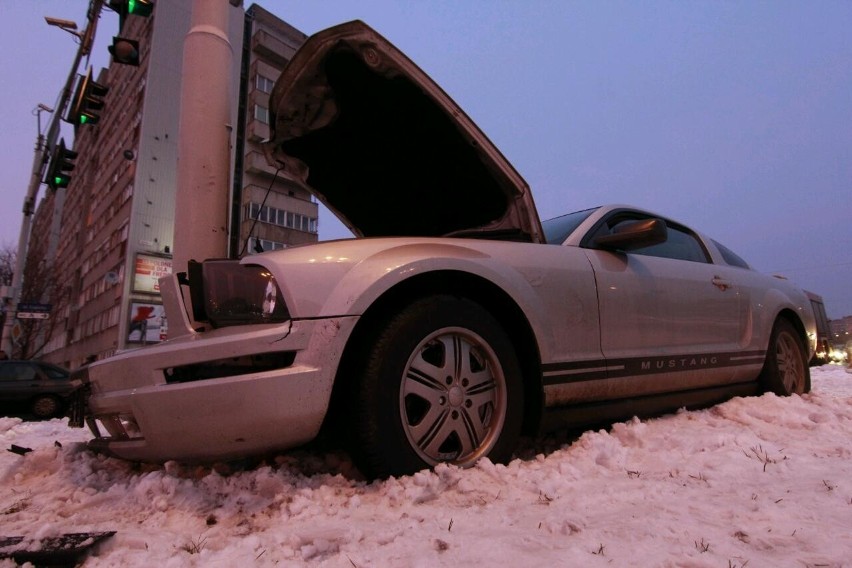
[0,363,39,403]
[582,212,748,395]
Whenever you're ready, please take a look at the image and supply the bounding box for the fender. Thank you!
[251,238,602,366]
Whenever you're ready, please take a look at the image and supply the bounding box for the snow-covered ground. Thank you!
[2,365,851,567]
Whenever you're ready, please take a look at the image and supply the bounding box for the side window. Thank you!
[631,224,708,262]
[0,364,37,381]
[590,213,709,263]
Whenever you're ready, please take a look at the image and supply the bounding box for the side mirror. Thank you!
[594,218,667,251]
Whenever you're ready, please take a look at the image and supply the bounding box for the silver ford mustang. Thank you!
[72,21,814,479]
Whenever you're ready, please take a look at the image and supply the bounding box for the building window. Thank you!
[256,74,275,94]
[249,237,287,254]
[253,105,270,125]
[245,202,318,234]
[121,183,134,205]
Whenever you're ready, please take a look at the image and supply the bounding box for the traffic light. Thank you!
[109,36,140,66]
[44,138,77,190]
[109,0,154,32]
[66,68,109,127]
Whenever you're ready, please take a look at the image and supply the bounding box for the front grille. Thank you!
[163,351,297,384]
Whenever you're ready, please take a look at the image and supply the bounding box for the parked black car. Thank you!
[0,360,81,419]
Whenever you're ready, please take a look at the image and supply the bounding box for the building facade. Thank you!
[829,316,852,348]
[233,5,317,256]
[26,3,315,368]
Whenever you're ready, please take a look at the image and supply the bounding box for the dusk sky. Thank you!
[2,1,850,317]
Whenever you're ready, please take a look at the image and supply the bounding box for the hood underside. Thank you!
[264,20,542,243]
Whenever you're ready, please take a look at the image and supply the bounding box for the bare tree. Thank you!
[13,252,69,360]
[1,241,69,360]
[0,242,15,287]
[1,243,16,350]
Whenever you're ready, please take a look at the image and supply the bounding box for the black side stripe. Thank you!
[542,351,766,386]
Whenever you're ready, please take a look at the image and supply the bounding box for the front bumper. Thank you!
[74,316,357,463]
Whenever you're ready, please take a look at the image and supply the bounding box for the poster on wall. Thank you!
[127,302,167,344]
[133,254,173,294]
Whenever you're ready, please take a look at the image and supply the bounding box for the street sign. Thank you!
[18,302,52,312]
[18,312,50,320]
[17,302,52,320]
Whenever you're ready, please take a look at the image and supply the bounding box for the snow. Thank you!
[2,365,851,567]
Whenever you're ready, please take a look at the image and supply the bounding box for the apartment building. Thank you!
[26,2,316,367]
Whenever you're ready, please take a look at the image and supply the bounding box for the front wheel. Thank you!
[760,319,810,396]
[352,296,524,479]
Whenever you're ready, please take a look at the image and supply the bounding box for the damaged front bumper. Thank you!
[70,316,357,463]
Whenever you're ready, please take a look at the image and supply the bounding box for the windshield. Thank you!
[542,207,598,244]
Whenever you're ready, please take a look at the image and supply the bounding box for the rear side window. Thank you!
[712,240,751,269]
[810,299,830,336]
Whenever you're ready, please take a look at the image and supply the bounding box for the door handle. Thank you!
[711,276,731,291]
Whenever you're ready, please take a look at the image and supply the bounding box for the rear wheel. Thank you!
[31,395,62,419]
[352,296,524,478]
[760,319,809,395]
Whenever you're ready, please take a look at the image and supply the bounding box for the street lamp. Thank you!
[44,6,100,56]
[44,16,83,40]
[33,104,54,150]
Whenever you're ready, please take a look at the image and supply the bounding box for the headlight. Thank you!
[191,260,290,328]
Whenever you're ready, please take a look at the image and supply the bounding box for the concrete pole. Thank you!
[173,0,235,272]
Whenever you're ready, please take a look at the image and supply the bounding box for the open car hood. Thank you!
[264,20,543,243]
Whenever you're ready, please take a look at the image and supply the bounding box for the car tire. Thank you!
[760,319,810,396]
[352,295,524,479]
[31,394,62,419]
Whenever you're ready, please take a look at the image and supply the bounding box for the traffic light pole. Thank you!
[0,1,103,357]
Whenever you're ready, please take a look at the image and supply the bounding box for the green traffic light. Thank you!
[44,137,76,190]
[80,115,88,125]
[53,174,70,189]
[127,0,153,16]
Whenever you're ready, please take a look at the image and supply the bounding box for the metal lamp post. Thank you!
[0,3,103,357]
